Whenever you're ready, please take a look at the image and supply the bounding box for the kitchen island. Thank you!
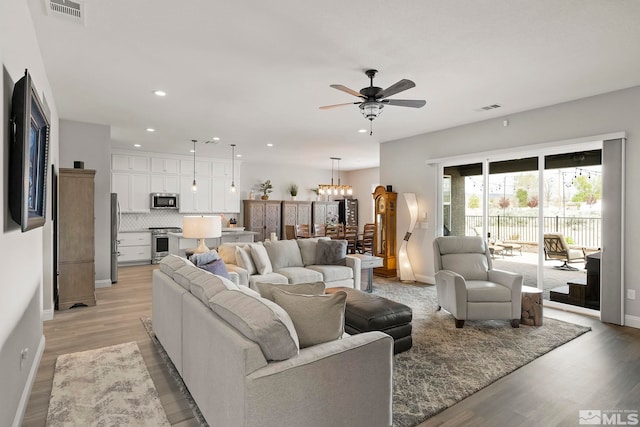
[168,228,257,257]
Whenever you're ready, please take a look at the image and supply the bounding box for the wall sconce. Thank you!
[398,193,418,282]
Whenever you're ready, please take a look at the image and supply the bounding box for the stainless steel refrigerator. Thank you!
[110,193,120,283]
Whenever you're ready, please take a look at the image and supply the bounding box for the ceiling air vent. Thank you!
[476,104,502,112]
[45,0,85,25]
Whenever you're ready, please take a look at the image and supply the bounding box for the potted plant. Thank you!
[311,187,320,201]
[288,183,298,200]
[259,180,273,200]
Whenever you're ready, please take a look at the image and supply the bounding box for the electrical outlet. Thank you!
[20,348,28,370]
[627,289,636,300]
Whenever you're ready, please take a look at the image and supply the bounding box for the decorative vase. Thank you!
[291,195,297,201]
[261,195,269,200]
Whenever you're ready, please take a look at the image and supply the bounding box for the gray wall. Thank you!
[380,85,640,322]
[60,120,112,284]
[1,0,59,423]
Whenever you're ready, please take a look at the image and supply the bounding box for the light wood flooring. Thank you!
[23,265,640,427]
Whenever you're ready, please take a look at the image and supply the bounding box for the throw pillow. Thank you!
[209,289,299,361]
[198,258,231,280]
[255,282,326,302]
[271,288,347,348]
[250,244,273,275]
[235,245,257,275]
[315,239,347,266]
[190,250,220,266]
[297,237,329,266]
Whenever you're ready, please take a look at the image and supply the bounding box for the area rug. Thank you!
[142,280,591,427]
[46,341,170,427]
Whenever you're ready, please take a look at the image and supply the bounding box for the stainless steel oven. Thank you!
[150,227,182,264]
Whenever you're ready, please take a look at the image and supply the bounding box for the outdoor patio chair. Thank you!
[543,233,586,271]
[433,236,523,328]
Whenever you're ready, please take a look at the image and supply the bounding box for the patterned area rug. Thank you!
[372,279,591,426]
[46,341,170,427]
[143,280,591,427]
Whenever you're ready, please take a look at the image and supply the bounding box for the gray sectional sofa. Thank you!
[152,255,393,427]
[217,238,362,290]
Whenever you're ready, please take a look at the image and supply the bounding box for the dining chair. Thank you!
[344,225,358,254]
[313,223,326,237]
[295,223,310,238]
[360,223,375,254]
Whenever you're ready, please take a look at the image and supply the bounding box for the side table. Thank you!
[521,285,543,326]
[350,254,383,293]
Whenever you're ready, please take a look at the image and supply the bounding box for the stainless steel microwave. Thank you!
[151,193,179,209]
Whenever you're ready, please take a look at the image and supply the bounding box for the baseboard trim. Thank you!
[13,334,45,427]
[624,314,640,329]
[95,279,112,289]
[42,308,54,321]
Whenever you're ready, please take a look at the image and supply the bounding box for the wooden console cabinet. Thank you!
[58,168,96,310]
[243,200,281,241]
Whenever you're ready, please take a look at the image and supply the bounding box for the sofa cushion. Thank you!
[255,282,326,302]
[297,237,329,266]
[275,267,324,284]
[209,289,299,361]
[306,265,353,282]
[159,255,194,278]
[249,273,289,289]
[466,280,512,302]
[235,246,257,275]
[198,258,231,280]
[315,239,348,266]
[218,242,263,265]
[271,288,347,348]
[441,253,488,281]
[174,265,209,290]
[264,240,304,269]
[190,272,238,305]
[250,244,273,275]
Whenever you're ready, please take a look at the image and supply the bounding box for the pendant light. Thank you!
[318,157,352,196]
[191,139,197,193]
[230,144,236,192]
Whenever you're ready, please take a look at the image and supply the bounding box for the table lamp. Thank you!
[182,215,222,253]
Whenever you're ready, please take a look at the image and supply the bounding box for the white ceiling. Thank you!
[27,0,640,170]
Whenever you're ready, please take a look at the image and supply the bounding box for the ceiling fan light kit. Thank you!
[320,69,426,134]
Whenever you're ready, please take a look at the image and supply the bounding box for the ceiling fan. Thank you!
[319,69,426,127]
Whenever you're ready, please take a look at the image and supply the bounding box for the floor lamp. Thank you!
[399,193,418,282]
[183,215,222,253]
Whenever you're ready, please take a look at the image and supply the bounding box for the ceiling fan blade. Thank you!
[381,99,426,108]
[319,102,362,110]
[330,84,365,99]
[378,79,416,99]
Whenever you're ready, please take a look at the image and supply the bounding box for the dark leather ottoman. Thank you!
[326,287,412,354]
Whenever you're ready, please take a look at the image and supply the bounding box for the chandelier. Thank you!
[318,157,353,196]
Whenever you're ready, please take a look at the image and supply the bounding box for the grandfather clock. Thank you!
[373,186,397,277]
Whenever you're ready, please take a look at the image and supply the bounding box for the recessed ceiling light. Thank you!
[190,149,195,153]
[146,128,155,132]
[212,137,220,141]
[134,144,141,147]
[267,143,273,147]
[153,90,167,97]
[358,129,367,133]
[236,154,242,158]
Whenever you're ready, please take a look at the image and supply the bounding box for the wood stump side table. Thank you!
[521,285,543,326]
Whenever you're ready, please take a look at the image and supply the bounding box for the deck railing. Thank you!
[465,215,601,249]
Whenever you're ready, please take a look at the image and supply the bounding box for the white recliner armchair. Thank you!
[433,236,523,328]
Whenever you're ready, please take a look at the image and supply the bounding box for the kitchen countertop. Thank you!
[168,230,257,238]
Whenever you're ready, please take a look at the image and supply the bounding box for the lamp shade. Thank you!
[183,215,222,253]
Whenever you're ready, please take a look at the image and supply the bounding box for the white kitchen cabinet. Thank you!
[212,160,231,178]
[180,159,211,176]
[112,154,149,172]
[179,175,211,212]
[212,178,240,213]
[151,157,179,174]
[112,172,151,212]
[150,174,179,194]
[118,232,151,264]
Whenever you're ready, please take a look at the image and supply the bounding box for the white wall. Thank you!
[344,167,380,232]
[380,85,640,320]
[59,120,111,284]
[1,0,59,423]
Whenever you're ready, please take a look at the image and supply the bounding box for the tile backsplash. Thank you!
[120,210,238,231]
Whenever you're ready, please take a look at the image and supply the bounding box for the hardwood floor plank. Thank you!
[22,265,640,426]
